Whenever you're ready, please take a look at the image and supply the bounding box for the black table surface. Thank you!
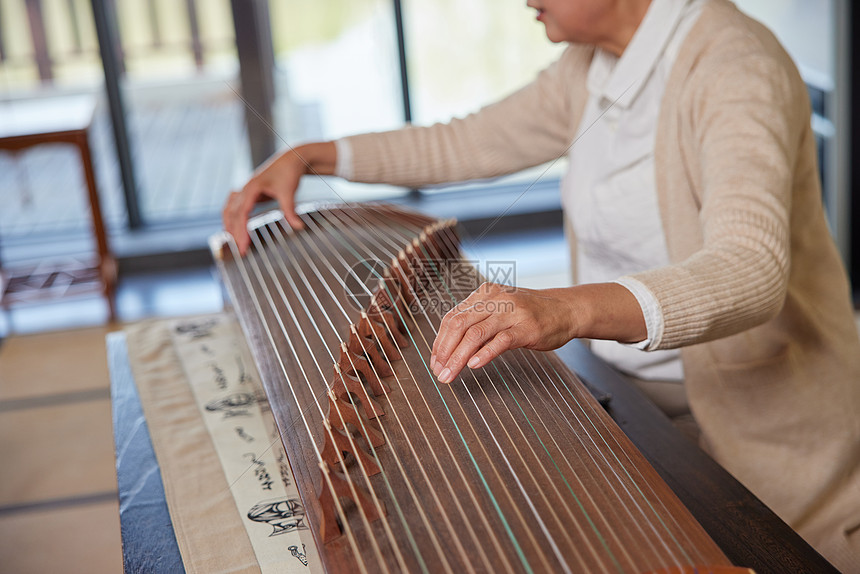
[108,332,185,574]
[108,331,836,574]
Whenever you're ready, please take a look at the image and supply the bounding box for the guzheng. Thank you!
[210,203,753,574]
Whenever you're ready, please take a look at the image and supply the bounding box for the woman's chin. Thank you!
[543,29,566,43]
[538,22,568,44]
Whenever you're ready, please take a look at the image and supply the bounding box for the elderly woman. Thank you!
[223,0,860,570]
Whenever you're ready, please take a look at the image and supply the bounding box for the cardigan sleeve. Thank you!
[340,45,590,188]
[626,32,807,350]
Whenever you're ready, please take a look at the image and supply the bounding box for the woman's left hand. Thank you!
[429,281,648,384]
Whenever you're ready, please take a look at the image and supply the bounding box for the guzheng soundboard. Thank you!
[210,203,754,574]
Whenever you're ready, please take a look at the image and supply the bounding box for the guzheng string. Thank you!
[301,211,559,572]
[359,214,675,557]
[313,207,623,572]
[286,213,531,572]
[246,229,422,574]
[285,214,552,572]
[323,205,698,570]
[378,210,699,568]
[339,208,644,550]
[318,209,602,569]
[226,204,720,573]
[290,213,542,573]
[423,215,707,567]
[255,223,466,574]
[320,208,631,572]
[265,221,499,574]
[385,210,705,568]
[302,212,620,574]
[327,209,630,567]
[226,236,383,574]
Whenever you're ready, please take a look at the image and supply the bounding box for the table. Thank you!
[0,96,117,320]
[108,328,837,573]
[108,331,185,573]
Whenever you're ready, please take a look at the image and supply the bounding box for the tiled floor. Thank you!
[0,326,124,574]
[0,500,123,573]
[0,267,226,574]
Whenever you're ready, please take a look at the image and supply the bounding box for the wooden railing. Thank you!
[0,0,234,87]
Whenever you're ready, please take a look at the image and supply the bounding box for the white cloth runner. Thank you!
[168,314,322,573]
[125,313,322,573]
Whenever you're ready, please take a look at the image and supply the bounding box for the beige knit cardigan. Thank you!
[343,1,860,568]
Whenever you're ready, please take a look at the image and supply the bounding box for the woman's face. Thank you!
[528,0,617,43]
[527,0,646,55]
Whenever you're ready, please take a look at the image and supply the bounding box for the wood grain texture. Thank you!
[214,204,742,574]
[557,341,839,573]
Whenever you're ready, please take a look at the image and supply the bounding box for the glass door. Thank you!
[266,0,406,204]
[110,0,246,226]
[402,0,564,195]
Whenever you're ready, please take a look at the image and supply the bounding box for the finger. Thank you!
[431,309,472,375]
[234,185,270,254]
[280,191,305,231]
[431,301,493,375]
[466,329,516,370]
[222,191,250,255]
[436,316,501,384]
[222,191,241,231]
[430,288,495,362]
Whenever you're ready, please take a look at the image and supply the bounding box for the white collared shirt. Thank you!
[562,0,705,381]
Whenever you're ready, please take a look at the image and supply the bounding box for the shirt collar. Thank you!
[586,0,691,109]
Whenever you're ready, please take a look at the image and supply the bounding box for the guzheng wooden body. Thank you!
[211,203,753,574]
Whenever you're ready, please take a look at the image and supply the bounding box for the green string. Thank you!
[316,214,535,574]
[543,358,694,565]
[416,236,624,574]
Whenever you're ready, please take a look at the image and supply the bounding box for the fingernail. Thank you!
[467,356,480,369]
[438,367,453,384]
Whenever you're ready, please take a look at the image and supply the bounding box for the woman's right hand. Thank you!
[222,141,337,255]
